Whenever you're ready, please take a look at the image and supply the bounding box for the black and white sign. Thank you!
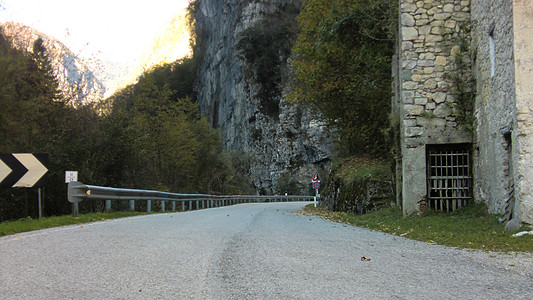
[65,171,78,183]
[0,153,49,188]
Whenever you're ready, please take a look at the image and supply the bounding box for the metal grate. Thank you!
[427,145,472,212]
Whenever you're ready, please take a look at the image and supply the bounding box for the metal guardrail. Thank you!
[67,182,317,216]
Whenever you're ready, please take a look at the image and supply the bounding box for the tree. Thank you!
[289,0,397,157]
[0,33,75,220]
[101,66,237,195]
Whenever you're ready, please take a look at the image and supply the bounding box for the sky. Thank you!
[0,0,190,65]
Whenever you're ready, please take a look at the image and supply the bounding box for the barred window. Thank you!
[426,144,472,212]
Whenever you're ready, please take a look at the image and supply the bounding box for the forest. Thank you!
[0,34,253,222]
[0,0,396,221]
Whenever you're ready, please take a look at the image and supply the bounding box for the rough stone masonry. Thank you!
[395,0,533,224]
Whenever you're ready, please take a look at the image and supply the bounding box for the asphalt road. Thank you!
[1,202,532,299]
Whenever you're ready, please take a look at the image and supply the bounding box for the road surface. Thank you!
[1,202,532,299]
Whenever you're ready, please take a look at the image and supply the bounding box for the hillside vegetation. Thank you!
[1,0,400,221]
[0,32,252,222]
[290,0,397,158]
[289,0,398,211]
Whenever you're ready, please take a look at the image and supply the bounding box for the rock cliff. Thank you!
[0,22,105,105]
[194,0,334,194]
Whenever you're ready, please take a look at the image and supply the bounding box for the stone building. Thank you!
[395,0,533,224]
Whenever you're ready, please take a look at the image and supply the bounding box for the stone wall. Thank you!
[511,0,533,224]
[397,0,533,224]
[398,0,472,214]
[470,0,516,216]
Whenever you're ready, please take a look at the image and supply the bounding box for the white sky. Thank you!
[0,0,190,64]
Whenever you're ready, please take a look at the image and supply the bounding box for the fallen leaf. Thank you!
[361,256,371,261]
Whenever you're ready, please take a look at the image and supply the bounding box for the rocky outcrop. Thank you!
[1,22,105,105]
[194,0,334,194]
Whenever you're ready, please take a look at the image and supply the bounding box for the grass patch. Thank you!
[324,155,394,214]
[303,203,533,252]
[334,155,392,182]
[0,212,151,237]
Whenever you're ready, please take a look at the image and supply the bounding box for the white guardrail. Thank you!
[67,182,318,216]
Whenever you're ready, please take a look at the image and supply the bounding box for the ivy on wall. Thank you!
[445,21,477,135]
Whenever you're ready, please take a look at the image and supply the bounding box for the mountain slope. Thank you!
[1,22,105,105]
[104,10,191,97]
[194,0,334,193]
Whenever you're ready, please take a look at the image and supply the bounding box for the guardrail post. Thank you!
[161,200,165,212]
[196,200,199,210]
[105,200,112,212]
[129,200,135,211]
[72,202,78,217]
[181,201,185,211]
[172,201,176,211]
[147,200,151,212]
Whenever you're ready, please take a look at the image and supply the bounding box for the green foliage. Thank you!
[102,62,249,195]
[0,212,149,237]
[0,33,78,221]
[237,3,300,117]
[323,156,393,214]
[290,0,397,157]
[304,203,533,252]
[275,170,304,195]
[0,27,253,221]
[142,57,197,100]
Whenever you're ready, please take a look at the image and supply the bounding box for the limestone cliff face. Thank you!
[194,0,334,194]
[1,22,105,105]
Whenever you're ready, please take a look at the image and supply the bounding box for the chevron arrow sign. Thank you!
[0,153,49,188]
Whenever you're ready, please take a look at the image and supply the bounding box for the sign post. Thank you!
[65,171,79,217]
[312,171,321,207]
